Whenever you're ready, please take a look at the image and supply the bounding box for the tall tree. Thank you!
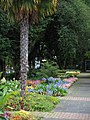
[0,8,12,73]
[0,0,57,99]
[44,0,90,69]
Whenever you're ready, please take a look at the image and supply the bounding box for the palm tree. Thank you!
[0,0,57,98]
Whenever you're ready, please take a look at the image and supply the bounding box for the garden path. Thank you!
[34,73,90,120]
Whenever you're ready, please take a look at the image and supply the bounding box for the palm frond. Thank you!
[0,0,58,22]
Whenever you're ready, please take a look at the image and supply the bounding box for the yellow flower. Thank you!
[20,97,23,101]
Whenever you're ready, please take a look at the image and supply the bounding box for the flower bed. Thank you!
[26,76,78,97]
[63,77,78,89]
[0,70,80,120]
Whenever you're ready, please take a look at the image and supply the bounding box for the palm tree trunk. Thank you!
[20,14,29,98]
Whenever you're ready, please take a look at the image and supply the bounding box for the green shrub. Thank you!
[28,61,60,79]
[0,79,20,97]
[0,79,20,114]
[6,92,60,112]
[25,93,60,111]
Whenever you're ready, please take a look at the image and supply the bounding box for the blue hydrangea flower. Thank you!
[42,78,47,81]
[28,89,34,92]
[46,84,51,89]
[37,89,43,93]
[64,81,70,84]
[58,80,64,84]
[54,84,58,88]
[48,77,56,82]
[47,90,53,95]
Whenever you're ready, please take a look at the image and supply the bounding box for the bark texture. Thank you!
[20,14,29,97]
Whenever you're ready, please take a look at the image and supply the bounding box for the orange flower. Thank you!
[11,116,22,120]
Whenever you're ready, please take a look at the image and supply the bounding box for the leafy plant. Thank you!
[0,92,14,120]
[0,79,20,118]
[5,92,60,112]
[0,80,20,97]
[0,116,6,120]
[28,61,60,79]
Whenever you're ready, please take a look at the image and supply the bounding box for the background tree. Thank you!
[43,0,90,70]
[0,8,11,73]
[0,8,20,79]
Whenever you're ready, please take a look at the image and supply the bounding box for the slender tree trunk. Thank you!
[20,14,29,98]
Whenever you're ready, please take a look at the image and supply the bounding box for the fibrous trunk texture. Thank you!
[20,14,29,98]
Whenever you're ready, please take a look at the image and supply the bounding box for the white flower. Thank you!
[13,78,15,80]
[1,77,6,83]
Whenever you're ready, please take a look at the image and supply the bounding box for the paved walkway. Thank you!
[34,73,90,120]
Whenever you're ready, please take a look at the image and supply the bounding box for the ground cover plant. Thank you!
[0,77,20,117]
[2,91,60,113]
[28,61,60,79]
